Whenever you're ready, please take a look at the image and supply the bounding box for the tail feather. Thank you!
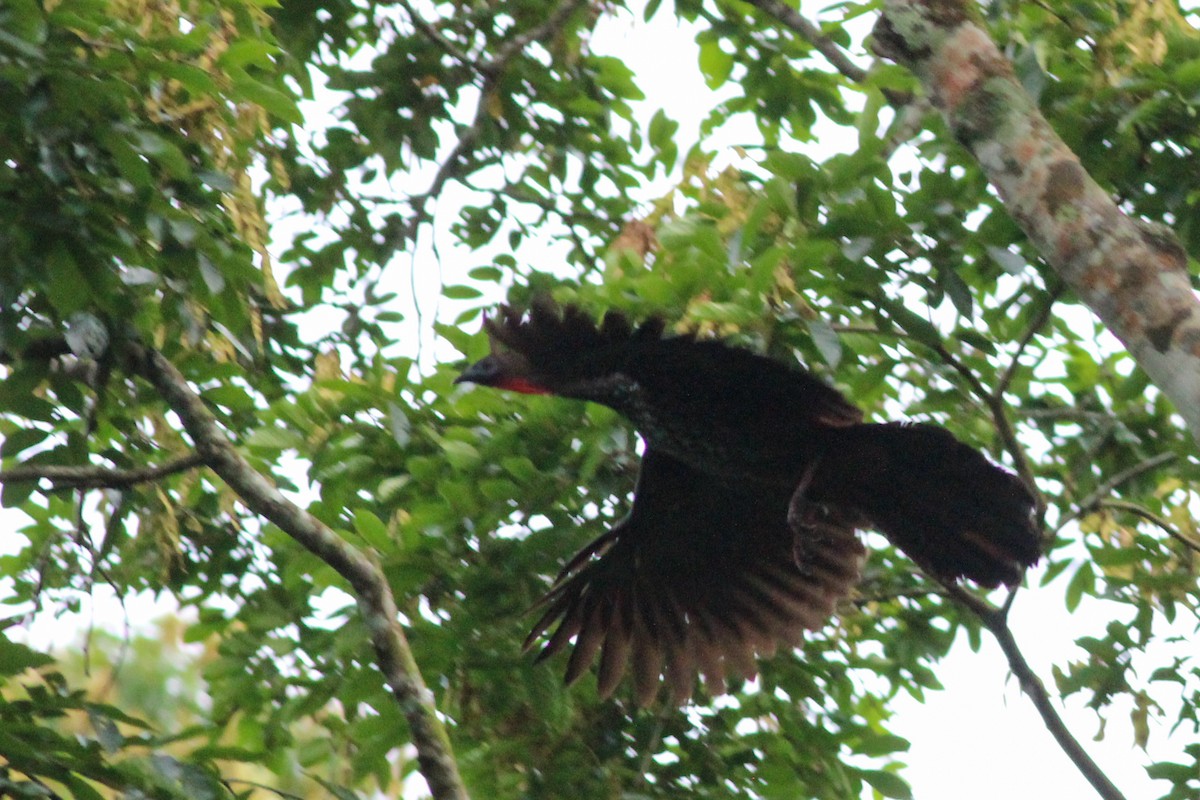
[813,423,1040,587]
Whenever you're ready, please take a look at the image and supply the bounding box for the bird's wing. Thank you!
[526,449,864,706]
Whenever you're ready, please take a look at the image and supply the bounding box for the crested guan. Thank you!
[456,300,1041,705]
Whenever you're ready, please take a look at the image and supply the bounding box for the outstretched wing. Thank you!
[526,450,864,706]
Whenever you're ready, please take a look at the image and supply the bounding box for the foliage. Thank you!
[0,0,1198,799]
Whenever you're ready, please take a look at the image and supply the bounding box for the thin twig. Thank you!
[1099,498,1200,555]
[845,585,950,607]
[399,0,474,65]
[932,340,1037,498]
[984,609,1125,800]
[481,0,587,77]
[739,0,867,82]
[1017,407,1115,424]
[127,344,469,800]
[1055,451,1178,535]
[881,95,933,159]
[995,284,1063,398]
[403,0,589,242]
[0,454,205,489]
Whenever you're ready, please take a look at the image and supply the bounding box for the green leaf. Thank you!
[443,284,483,300]
[440,439,481,470]
[984,245,1027,275]
[807,317,842,368]
[500,456,539,483]
[99,128,153,188]
[219,39,280,71]
[1145,761,1197,783]
[245,425,305,451]
[45,244,92,316]
[154,61,218,96]
[0,634,54,676]
[698,40,734,89]
[352,509,391,550]
[854,732,910,757]
[1171,58,1200,94]
[230,72,303,124]
[860,768,913,800]
[876,297,942,349]
[1,427,50,459]
[592,56,645,101]
[0,0,47,45]
[467,266,503,283]
[1064,561,1095,612]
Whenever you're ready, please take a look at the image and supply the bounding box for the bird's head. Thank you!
[455,299,665,399]
[454,350,551,395]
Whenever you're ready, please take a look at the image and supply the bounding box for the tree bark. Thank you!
[129,345,470,800]
[873,0,1200,443]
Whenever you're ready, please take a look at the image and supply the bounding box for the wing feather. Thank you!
[527,450,864,705]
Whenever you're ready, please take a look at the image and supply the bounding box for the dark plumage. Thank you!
[456,300,1041,705]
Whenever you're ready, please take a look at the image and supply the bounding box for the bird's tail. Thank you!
[810,422,1041,587]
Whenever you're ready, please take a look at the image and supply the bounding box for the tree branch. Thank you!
[982,606,1126,800]
[399,0,474,66]
[1055,451,1178,535]
[402,0,589,242]
[1101,498,1200,555]
[937,581,1127,800]
[0,454,205,489]
[873,0,1200,444]
[739,0,868,83]
[930,340,1039,504]
[481,0,587,77]
[995,284,1063,399]
[126,344,469,800]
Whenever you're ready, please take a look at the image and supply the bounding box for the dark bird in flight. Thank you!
[456,301,1040,705]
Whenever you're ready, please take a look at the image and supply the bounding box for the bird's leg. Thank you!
[788,457,867,580]
[788,456,831,572]
[786,455,823,534]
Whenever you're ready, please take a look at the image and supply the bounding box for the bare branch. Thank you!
[981,605,1126,800]
[127,344,469,800]
[1099,498,1200,555]
[399,0,474,66]
[738,0,868,83]
[1055,451,1178,535]
[0,454,205,489]
[936,580,1127,800]
[404,0,589,242]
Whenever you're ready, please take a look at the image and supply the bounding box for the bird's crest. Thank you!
[483,299,667,373]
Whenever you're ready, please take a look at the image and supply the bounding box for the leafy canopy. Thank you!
[0,1,1197,799]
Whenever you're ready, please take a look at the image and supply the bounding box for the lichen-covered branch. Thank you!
[872,0,1200,444]
[127,345,469,800]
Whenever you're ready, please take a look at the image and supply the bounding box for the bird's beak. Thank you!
[455,356,501,386]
